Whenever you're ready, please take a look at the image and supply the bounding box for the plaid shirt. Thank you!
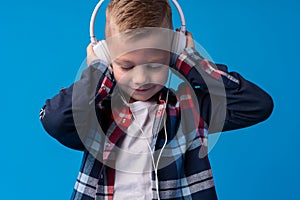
[40,48,273,200]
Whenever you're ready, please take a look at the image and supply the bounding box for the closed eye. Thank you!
[121,65,134,70]
[113,60,134,70]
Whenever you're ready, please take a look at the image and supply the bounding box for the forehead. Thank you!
[106,27,174,61]
[115,49,170,64]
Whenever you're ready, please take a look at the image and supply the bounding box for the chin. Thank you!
[129,96,151,102]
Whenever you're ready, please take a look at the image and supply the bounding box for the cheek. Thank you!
[152,68,169,84]
[112,68,128,84]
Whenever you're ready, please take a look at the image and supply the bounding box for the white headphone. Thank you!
[89,0,187,66]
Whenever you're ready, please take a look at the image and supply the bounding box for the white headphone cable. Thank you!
[119,93,162,200]
[119,70,173,200]
[128,101,168,200]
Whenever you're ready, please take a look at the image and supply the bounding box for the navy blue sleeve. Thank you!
[189,66,274,133]
[40,61,111,150]
[40,84,84,150]
[175,48,274,133]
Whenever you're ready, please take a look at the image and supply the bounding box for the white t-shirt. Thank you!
[113,101,158,200]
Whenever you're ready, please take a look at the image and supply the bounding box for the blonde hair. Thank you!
[106,0,173,36]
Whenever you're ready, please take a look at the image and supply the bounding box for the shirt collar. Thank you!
[111,89,168,129]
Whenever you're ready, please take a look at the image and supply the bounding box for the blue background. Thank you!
[0,0,299,199]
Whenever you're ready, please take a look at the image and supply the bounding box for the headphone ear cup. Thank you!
[170,31,187,66]
[93,40,111,64]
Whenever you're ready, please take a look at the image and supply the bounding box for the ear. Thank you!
[105,10,110,38]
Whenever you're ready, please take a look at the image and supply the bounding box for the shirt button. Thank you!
[122,118,126,123]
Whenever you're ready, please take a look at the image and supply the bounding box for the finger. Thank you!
[87,43,99,59]
[186,31,193,37]
[86,43,94,54]
[186,32,193,40]
[185,31,194,48]
[86,43,98,66]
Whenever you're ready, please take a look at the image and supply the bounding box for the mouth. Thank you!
[132,85,154,93]
[133,88,151,93]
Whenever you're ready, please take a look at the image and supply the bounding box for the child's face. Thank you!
[111,48,170,102]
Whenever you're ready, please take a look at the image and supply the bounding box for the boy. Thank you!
[40,0,273,199]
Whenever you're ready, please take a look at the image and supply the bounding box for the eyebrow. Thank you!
[114,59,133,65]
[114,57,167,65]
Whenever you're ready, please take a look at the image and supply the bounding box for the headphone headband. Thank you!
[90,0,186,44]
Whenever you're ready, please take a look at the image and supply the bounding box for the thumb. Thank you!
[86,43,98,66]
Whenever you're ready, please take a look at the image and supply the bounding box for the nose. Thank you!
[131,65,150,87]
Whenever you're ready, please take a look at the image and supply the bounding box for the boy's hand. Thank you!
[186,31,194,48]
[86,43,99,66]
[175,29,194,48]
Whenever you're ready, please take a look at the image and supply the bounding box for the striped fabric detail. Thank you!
[74,172,98,198]
[152,169,214,199]
[95,185,113,200]
[176,47,240,85]
[85,129,104,156]
[220,69,240,84]
[73,151,104,200]
[88,60,115,105]
[39,105,46,120]
[158,125,207,156]
[176,54,195,76]
[97,77,114,100]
